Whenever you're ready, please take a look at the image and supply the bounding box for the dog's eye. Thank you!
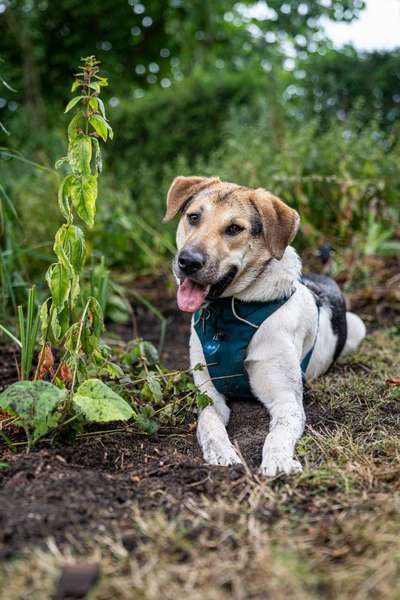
[187,213,201,226]
[225,224,244,236]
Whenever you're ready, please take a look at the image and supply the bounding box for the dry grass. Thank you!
[1,327,400,600]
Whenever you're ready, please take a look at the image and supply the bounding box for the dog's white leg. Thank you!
[247,344,305,476]
[260,396,305,476]
[190,328,242,466]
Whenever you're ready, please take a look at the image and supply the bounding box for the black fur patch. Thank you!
[248,201,263,236]
[302,273,347,364]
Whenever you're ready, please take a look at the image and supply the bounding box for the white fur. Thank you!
[192,246,366,475]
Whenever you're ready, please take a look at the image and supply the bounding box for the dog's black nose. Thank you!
[178,248,206,275]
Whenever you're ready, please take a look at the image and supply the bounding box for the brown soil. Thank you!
[0,261,398,559]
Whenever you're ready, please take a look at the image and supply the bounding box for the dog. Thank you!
[163,176,366,475]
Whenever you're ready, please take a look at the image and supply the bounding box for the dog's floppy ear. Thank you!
[163,176,220,222]
[251,189,300,259]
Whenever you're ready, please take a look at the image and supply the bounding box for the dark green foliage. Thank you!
[110,71,263,175]
[297,47,400,130]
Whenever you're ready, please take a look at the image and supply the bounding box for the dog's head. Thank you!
[163,176,300,312]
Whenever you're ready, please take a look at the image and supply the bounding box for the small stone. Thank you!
[56,563,100,598]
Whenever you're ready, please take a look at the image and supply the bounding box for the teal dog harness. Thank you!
[194,294,317,400]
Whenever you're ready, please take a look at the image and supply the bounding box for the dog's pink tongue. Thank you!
[177,279,208,313]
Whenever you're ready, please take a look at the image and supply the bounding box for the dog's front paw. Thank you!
[202,440,242,467]
[260,453,303,477]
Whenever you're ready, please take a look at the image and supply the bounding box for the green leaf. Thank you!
[69,135,92,176]
[196,392,212,410]
[97,97,106,119]
[46,263,70,312]
[39,298,50,344]
[58,175,74,221]
[92,138,103,173]
[73,378,134,423]
[81,296,104,355]
[65,95,84,113]
[0,381,66,445]
[71,80,81,93]
[54,224,86,274]
[99,361,124,379]
[50,305,61,341]
[89,97,99,111]
[55,156,68,170]
[135,405,159,435]
[89,114,108,142]
[146,372,163,403]
[68,110,85,141]
[70,175,98,227]
[88,82,100,93]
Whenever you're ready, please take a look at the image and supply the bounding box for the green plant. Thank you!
[37,55,115,384]
[0,57,136,448]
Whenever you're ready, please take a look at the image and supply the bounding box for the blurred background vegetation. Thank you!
[1,0,399,325]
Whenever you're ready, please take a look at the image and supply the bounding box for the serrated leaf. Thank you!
[146,372,163,403]
[0,381,66,445]
[73,378,134,422]
[68,135,92,176]
[54,224,86,274]
[89,114,108,142]
[70,174,97,227]
[135,405,159,435]
[99,361,124,379]
[65,95,84,113]
[46,263,70,312]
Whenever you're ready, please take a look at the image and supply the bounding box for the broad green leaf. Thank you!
[68,110,85,141]
[69,135,92,176]
[70,174,97,227]
[0,381,66,445]
[73,378,134,422]
[46,263,70,312]
[65,95,84,113]
[54,224,86,274]
[71,80,81,92]
[89,115,108,141]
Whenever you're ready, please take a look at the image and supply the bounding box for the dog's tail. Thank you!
[340,312,366,357]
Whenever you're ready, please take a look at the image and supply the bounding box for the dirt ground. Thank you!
[0,259,399,599]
